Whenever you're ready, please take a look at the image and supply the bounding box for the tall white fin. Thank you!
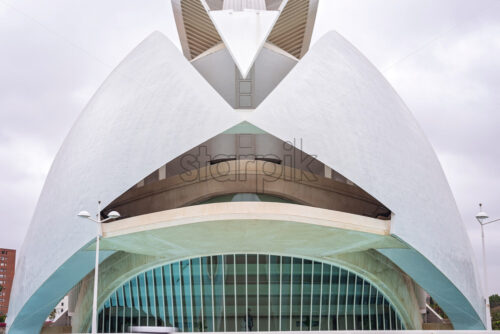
[208,9,280,79]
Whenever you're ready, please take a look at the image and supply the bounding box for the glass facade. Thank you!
[95,254,405,332]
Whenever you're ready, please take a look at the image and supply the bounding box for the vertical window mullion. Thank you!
[179,265,184,331]
[395,306,398,330]
[153,271,158,326]
[344,272,349,330]
[327,266,333,331]
[122,285,126,333]
[382,296,385,330]
[353,274,357,330]
[368,284,372,330]
[327,264,332,331]
[222,255,226,332]
[375,290,379,330]
[234,255,237,331]
[169,265,176,328]
[196,258,205,332]
[108,297,112,334]
[245,254,248,332]
[318,263,323,330]
[129,281,133,329]
[361,279,365,331]
[101,301,105,333]
[279,256,282,331]
[143,273,149,327]
[289,259,293,331]
[388,300,392,330]
[257,254,259,331]
[189,260,195,332]
[161,267,167,327]
[268,254,271,331]
[309,262,314,331]
[336,268,341,330]
[136,276,141,327]
[211,258,215,330]
[300,258,304,331]
[115,291,119,333]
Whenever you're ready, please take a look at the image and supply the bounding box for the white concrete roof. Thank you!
[6,32,243,333]
[245,31,485,329]
[7,30,485,332]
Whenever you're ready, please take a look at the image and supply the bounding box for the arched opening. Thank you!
[94,254,405,333]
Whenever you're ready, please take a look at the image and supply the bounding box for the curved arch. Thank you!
[94,254,407,332]
[73,251,421,332]
[68,202,422,331]
[7,32,242,334]
[105,159,389,220]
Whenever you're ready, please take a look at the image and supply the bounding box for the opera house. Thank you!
[7,0,487,332]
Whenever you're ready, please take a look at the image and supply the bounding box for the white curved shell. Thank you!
[7,31,485,332]
[246,31,484,328]
[7,32,242,333]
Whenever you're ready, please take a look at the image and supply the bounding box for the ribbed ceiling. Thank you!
[177,0,313,60]
[181,0,222,59]
[267,0,310,58]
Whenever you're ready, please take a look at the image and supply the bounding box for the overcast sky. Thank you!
[0,0,499,296]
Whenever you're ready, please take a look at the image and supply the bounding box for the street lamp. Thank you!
[475,203,500,331]
[78,201,120,334]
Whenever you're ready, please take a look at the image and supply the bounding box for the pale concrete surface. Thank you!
[7,32,243,334]
[101,202,390,239]
[192,45,297,108]
[246,31,485,328]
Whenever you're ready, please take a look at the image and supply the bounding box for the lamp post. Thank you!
[78,201,120,334]
[475,203,500,331]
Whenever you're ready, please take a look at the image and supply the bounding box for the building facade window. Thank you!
[94,254,405,332]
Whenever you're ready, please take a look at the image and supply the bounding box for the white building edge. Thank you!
[8,0,486,332]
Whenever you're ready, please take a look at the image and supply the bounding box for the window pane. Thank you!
[311,262,322,330]
[146,270,157,326]
[320,264,330,330]
[181,260,193,331]
[172,262,184,331]
[269,255,280,331]
[191,258,203,332]
[164,265,176,328]
[247,254,257,332]
[213,255,224,332]
[280,257,291,331]
[290,258,302,331]
[224,255,236,332]
[258,254,269,331]
[202,257,214,332]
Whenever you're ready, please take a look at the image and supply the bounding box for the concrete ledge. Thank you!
[102,202,391,238]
